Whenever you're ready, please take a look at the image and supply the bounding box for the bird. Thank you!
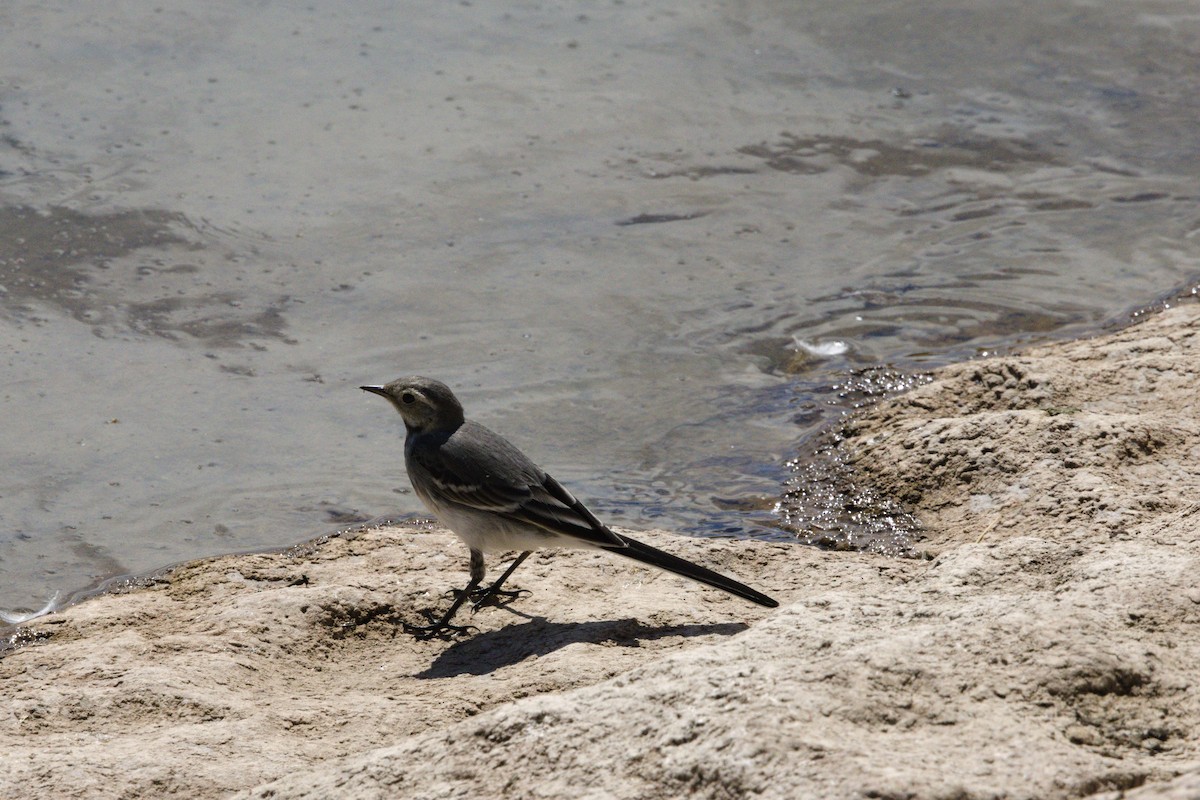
[360,376,779,638]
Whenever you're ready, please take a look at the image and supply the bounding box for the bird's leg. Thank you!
[443,551,532,608]
[404,550,486,639]
[470,551,532,611]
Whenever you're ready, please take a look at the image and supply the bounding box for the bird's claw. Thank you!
[442,586,530,610]
[470,587,531,611]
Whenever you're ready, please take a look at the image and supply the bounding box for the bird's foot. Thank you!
[442,586,530,610]
[470,587,530,611]
[402,609,477,640]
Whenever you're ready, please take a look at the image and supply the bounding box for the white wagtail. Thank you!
[361,376,779,638]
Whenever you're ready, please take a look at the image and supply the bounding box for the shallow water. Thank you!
[2,1,1199,613]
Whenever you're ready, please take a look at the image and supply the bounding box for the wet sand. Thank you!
[3,301,1198,799]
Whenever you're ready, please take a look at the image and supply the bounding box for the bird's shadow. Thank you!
[414,613,748,679]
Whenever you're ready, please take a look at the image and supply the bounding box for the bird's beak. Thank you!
[360,385,389,398]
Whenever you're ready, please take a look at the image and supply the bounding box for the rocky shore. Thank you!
[3,303,1199,799]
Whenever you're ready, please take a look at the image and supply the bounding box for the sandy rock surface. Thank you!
[4,304,1200,799]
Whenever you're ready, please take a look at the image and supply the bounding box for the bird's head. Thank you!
[360,376,465,434]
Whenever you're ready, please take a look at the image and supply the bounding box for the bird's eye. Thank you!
[400,391,416,404]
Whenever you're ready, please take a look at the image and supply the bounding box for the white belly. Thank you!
[419,492,593,554]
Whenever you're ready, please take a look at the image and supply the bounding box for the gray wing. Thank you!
[408,421,625,548]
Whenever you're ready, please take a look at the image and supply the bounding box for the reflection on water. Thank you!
[3,0,1200,614]
[0,205,188,320]
[0,205,293,346]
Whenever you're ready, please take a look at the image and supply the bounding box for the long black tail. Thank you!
[599,534,778,608]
